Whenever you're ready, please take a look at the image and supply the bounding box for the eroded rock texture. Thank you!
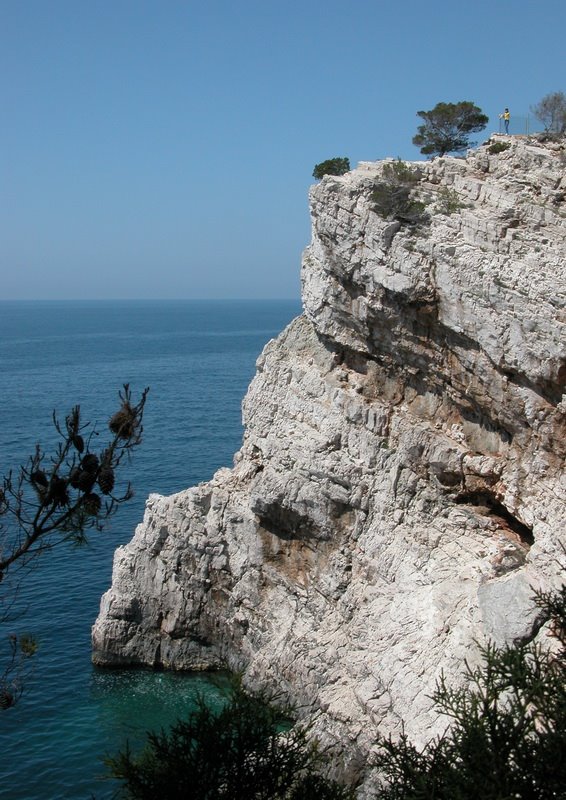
[93,136,565,784]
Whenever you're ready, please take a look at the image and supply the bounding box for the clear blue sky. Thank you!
[2,0,564,300]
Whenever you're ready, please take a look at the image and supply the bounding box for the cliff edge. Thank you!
[93,136,565,781]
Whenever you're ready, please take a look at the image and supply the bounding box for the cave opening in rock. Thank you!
[455,491,534,545]
[256,502,318,541]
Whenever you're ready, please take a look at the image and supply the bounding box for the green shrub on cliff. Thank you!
[488,140,511,155]
[313,157,350,179]
[371,159,428,225]
[434,187,467,215]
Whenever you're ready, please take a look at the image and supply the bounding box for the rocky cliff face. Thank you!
[93,136,565,783]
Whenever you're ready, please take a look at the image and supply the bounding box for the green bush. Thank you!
[488,140,511,155]
[371,160,428,224]
[435,187,466,215]
[108,680,355,800]
[313,157,350,180]
[372,184,427,224]
[382,160,421,185]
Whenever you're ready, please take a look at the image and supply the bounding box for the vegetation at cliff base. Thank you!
[313,157,351,179]
[107,581,566,799]
[412,101,488,157]
[107,680,355,799]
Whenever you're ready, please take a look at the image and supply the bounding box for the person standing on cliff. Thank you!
[500,107,510,134]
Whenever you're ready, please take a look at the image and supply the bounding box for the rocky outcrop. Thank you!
[93,135,565,786]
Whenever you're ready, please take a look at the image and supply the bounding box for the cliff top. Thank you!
[304,134,565,406]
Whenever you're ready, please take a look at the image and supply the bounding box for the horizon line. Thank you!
[0,296,302,303]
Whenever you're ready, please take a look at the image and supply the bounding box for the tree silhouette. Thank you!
[413,101,488,157]
[531,91,566,135]
[0,384,148,708]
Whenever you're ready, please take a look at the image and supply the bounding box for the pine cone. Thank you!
[0,689,15,710]
[109,405,136,439]
[72,470,96,492]
[69,468,81,488]
[97,467,115,495]
[80,454,99,474]
[46,477,69,507]
[31,470,49,487]
[82,493,101,516]
[71,434,85,453]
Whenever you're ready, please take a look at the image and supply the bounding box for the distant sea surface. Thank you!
[0,299,301,799]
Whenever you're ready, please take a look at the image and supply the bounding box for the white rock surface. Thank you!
[93,135,565,787]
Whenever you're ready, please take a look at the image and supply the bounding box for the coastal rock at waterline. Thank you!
[93,136,565,786]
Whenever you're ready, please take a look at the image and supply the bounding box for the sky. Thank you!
[1,0,565,300]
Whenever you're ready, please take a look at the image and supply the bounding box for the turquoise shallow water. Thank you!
[0,299,301,799]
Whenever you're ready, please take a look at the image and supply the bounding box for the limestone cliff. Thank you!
[93,136,565,783]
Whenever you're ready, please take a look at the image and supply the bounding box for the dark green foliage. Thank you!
[372,160,428,224]
[531,92,566,135]
[313,157,351,180]
[108,682,355,800]
[413,101,488,157]
[382,160,421,185]
[372,584,566,799]
[488,140,511,155]
[372,184,427,224]
[434,187,466,215]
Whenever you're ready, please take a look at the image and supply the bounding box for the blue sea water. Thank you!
[0,299,301,799]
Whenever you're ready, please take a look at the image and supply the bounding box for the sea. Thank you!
[0,299,301,800]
